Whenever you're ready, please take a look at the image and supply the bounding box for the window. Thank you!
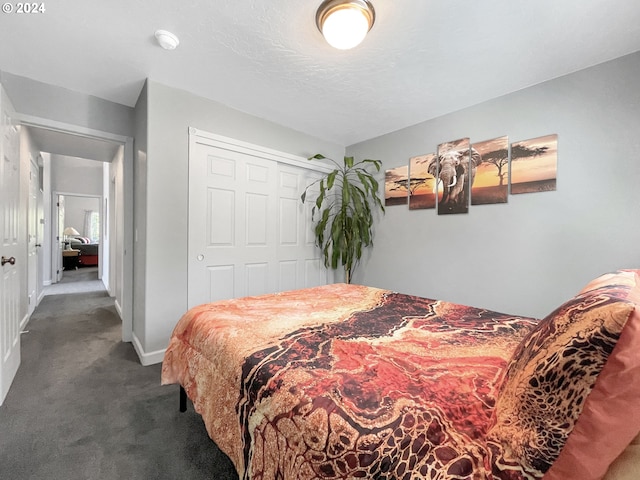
[84,210,100,243]
[89,211,100,243]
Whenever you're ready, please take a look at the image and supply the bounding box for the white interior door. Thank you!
[55,194,65,282]
[188,131,331,308]
[27,159,39,317]
[0,86,21,405]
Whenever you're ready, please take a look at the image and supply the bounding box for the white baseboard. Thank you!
[114,299,122,319]
[132,332,166,366]
[19,313,30,331]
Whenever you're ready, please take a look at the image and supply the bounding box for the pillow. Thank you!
[488,269,640,479]
[578,270,639,295]
[543,270,640,479]
[70,236,91,244]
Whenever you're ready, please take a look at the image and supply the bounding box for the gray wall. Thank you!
[50,155,103,196]
[140,81,344,357]
[0,72,134,138]
[133,81,148,351]
[62,195,100,237]
[109,144,125,318]
[347,52,640,319]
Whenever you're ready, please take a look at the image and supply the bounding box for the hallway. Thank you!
[43,267,106,296]
[0,289,236,480]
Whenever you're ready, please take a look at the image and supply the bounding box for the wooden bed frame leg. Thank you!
[179,385,187,412]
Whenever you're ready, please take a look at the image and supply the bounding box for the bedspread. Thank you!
[161,283,539,479]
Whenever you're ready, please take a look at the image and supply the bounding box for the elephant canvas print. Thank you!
[471,136,510,205]
[510,134,558,194]
[408,153,436,210]
[434,138,477,215]
[384,165,409,206]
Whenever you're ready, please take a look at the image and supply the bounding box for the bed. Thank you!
[69,238,99,267]
[161,269,640,479]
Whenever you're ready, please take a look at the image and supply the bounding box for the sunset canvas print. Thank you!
[471,136,510,205]
[510,134,558,194]
[408,153,436,210]
[436,138,471,215]
[385,165,409,206]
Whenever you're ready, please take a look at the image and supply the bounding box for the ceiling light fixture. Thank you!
[154,30,180,50]
[316,0,375,50]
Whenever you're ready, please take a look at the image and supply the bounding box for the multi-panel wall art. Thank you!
[408,153,436,210]
[384,165,409,206]
[510,134,558,194]
[471,135,510,205]
[385,133,557,215]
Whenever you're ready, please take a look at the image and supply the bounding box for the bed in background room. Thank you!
[161,270,640,480]
[69,237,99,267]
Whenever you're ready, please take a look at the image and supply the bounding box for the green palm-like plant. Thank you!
[301,154,385,284]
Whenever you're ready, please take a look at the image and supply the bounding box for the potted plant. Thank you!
[301,154,385,284]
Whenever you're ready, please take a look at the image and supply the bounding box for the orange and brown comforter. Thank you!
[161,283,538,479]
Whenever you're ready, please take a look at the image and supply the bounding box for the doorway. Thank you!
[47,193,104,295]
[17,116,134,343]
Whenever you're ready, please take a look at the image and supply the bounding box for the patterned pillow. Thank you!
[488,270,640,479]
[70,236,91,244]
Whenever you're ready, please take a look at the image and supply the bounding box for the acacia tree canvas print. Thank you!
[471,136,509,205]
[408,153,436,210]
[384,165,409,206]
[435,138,471,215]
[510,134,558,194]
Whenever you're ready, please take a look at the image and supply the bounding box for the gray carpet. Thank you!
[0,291,238,480]
[43,267,106,296]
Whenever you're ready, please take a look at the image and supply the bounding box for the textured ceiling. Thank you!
[1,0,639,147]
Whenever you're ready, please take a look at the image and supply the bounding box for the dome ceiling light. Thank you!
[154,30,180,50]
[316,0,376,50]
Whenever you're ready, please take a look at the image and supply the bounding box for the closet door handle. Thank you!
[1,256,16,266]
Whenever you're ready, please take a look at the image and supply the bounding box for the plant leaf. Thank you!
[344,156,354,168]
[327,170,337,190]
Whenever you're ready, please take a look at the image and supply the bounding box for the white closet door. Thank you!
[188,132,331,309]
[276,163,328,291]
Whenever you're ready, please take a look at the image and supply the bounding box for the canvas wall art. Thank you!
[399,132,557,215]
[510,134,558,194]
[385,165,409,206]
[435,138,471,215]
[471,136,510,205]
[408,153,436,210]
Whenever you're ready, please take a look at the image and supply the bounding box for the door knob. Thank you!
[1,256,16,266]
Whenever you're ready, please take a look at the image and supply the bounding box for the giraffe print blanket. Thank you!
[161,283,566,479]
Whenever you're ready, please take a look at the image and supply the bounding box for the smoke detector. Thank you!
[154,30,180,50]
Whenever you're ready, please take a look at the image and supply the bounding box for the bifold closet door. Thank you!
[276,163,328,292]
[188,137,330,308]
